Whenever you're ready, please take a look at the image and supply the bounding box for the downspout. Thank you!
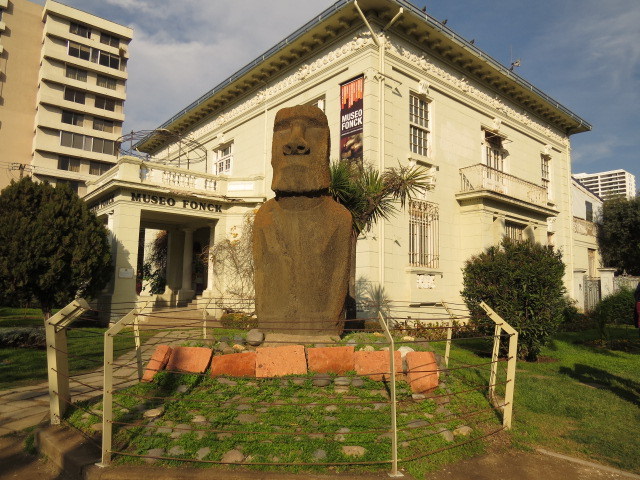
[354,1,403,288]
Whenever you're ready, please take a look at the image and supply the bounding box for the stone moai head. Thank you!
[271,105,331,193]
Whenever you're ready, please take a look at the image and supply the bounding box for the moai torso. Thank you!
[253,105,352,336]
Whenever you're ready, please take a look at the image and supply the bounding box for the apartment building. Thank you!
[83,0,591,317]
[574,169,636,200]
[0,0,132,194]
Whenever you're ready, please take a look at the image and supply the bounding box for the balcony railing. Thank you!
[573,217,597,237]
[459,164,548,208]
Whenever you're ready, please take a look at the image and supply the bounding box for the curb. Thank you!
[536,449,640,479]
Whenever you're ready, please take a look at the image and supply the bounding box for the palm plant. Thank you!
[329,160,435,319]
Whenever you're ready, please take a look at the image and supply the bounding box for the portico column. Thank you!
[205,223,216,296]
[179,228,195,303]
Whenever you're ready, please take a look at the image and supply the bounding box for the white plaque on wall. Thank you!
[417,274,436,289]
[118,268,134,279]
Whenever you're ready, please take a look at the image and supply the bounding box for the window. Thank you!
[95,95,116,111]
[409,93,430,157]
[215,144,233,175]
[409,199,439,268]
[309,97,325,112]
[90,161,111,176]
[64,88,86,104]
[93,118,114,133]
[58,155,80,172]
[68,41,91,61]
[504,221,525,242]
[484,131,505,172]
[100,32,119,47]
[61,110,84,127]
[95,50,120,70]
[541,154,551,197]
[96,75,117,90]
[60,131,115,155]
[585,201,593,222]
[65,66,87,82]
[69,22,90,38]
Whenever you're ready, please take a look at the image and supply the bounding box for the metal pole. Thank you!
[378,313,403,478]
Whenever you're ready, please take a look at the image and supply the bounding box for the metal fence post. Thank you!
[480,302,518,430]
[98,307,139,467]
[45,299,91,424]
[378,313,403,478]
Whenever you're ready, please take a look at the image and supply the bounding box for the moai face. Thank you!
[271,105,331,193]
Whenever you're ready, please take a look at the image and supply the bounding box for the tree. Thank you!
[597,196,640,275]
[140,230,167,294]
[329,160,434,319]
[461,238,566,361]
[0,178,112,318]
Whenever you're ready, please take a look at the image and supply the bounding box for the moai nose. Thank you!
[283,120,310,155]
[283,138,310,155]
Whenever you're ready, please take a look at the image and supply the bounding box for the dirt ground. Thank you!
[1,430,637,480]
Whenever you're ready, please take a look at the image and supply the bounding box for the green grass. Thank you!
[0,307,49,328]
[508,325,639,473]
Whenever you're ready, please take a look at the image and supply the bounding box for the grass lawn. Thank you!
[0,307,154,390]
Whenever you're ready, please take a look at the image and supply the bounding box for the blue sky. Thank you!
[45,0,640,182]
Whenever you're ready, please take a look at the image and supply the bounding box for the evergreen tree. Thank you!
[0,178,112,318]
[597,196,640,275]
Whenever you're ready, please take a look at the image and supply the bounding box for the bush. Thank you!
[219,312,258,330]
[0,327,46,348]
[461,238,566,361]
[594,287,635,339]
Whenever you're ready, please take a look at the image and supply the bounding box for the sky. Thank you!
[40,0,640,181]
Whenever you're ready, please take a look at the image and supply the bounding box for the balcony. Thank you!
[456,164,558,215]
[86,156,265,203]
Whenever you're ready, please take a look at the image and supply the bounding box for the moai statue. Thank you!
[253,105,352,337]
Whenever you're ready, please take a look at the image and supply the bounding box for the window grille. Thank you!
[409,199,439,268]
[504,221,525,242]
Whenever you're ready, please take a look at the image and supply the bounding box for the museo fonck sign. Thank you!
[130,192,222,212]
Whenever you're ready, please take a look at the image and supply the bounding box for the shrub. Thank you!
[0,327,46,348]
[594,287,635,339]
[219,312,258,330]
[461,238,566,361]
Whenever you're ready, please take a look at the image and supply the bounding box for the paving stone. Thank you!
[334,427,350,442]
[307,346,355,374]
[237,413,259,424]
[454,425,473,436]
[342,445,366,457]
[313,449,327,460]
[196,447,210,460]
[351,377,365,387]
[312,374,331,387]
[176,385,189,393]
[216,432,233,440]
[144,448,165,463]
[143,407,164,419]
[334,376,351,386]
[232,344,246,352]
[334,385,349,393]
[142,345,172,382]
[354,350,402,381]
[210,352,256,377]
[255,345,307,378]
[156,427,172,434]
[192,414,207,424]
[406,419,430,429]
[246,329,264,346]
[170,424,190,438]
[361,345,375,352]
[221,449,244,463]
[324,404,338,412]
[166,346,212,374]
[406,351,439,394]
[439,429,454,442]
[217,378,238,386]
[376,432,393,442]
[324,415,337,422]
[168,446,185,456]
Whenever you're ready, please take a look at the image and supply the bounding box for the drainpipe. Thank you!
[354,1,403,288]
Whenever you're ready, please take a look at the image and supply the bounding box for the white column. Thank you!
[598,268,617,299]
[205,223,216,296]
[182,228,194,290]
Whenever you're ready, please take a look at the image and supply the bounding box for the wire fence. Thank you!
[45,297,517,476]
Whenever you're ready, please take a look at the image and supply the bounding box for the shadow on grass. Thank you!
[558,363,640,406]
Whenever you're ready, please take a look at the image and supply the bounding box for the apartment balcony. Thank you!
[86,156,265,203]
[573,217,598,237]
[456,164,558,215]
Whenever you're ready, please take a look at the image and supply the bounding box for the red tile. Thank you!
[165,346,212,374]
[406,351,439,393]
[210,352,257,377]
[354,350,402,381]
[142,345,172,382]
[307,346,355,374]
[255,345,307,378]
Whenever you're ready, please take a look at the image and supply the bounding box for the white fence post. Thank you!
[480,302,518,430]
[45,298,91,424]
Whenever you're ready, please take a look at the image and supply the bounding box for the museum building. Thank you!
[83,0,592,320]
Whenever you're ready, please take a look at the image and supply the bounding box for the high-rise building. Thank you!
[0,0,132,195]
[574,169,636,199]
